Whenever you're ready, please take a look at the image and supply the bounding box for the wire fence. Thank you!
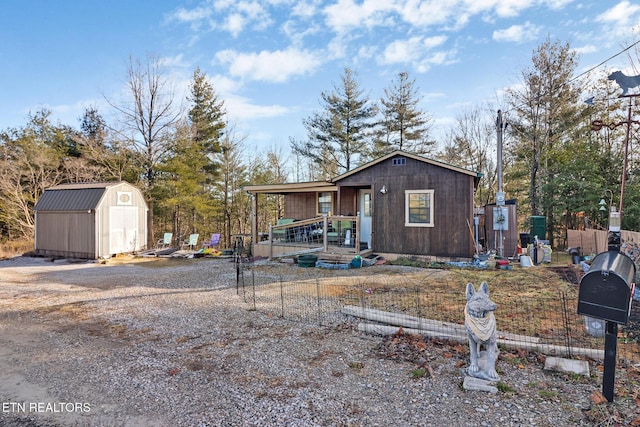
[234,259,640,363]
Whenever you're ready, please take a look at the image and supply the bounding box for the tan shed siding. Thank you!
[34,181,148,258]
[35,212,96,258]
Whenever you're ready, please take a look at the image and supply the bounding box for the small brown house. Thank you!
[34,181,148,259]
[245,151,482,259]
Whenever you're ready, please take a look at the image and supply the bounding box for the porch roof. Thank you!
[243,150,483,194]
[244,180,337,194]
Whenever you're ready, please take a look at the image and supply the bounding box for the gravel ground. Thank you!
[0,255,639,426]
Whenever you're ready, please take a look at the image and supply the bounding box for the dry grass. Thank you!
[0,239,34,259]
[246,255,639,362]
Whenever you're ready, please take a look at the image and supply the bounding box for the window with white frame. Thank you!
[405,189,434,227]
[317,192,333,215]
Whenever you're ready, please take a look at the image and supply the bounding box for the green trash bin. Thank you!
[530,216,546,241]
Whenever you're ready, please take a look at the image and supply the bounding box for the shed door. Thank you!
[359,190,372,249]
[109,206,138,255]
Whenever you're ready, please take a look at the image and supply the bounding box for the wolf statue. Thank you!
[465,282,500,381]
[608,70,640,96]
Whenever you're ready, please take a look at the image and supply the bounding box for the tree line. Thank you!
[1,38,639,251]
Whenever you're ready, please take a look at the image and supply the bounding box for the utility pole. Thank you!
[496,110,505,198]
[495,110,508,257]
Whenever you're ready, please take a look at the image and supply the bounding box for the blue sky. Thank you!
[2,0,640,155]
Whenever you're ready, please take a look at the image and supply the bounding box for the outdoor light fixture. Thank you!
[380,185,387,194]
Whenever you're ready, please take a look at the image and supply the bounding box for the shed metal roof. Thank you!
[34,182,123,212]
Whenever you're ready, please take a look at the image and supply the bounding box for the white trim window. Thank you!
[317,192,333,215]
[405,189,434,227]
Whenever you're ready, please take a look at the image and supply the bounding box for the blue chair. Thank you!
[156,232,173,249]
[202,233,221,249]
[181,234,200,250]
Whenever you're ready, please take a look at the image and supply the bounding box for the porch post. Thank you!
[323,215,329,252]
[355,215,360,252]
[250,192,258,246]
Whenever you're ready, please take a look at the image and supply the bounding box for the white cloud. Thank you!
[423,35,448,49]
[323,0,396,33]
[225,95,290,120]
[158,54,188,68]
[574,44,597,55]
[382,37,423,65]
[165,6,212,29]
[397,0,455,27]
[224,13,246,37]
[596,1,640,25]
[594,1,640,41]
[379,35,448,67]
[215,47,323,83]
[415,49,458,73]
[492,0,535,18]
[198,74,289,121]
[493,22,541,43]
[291,0,321,18]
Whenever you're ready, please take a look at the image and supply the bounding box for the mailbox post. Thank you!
[578,225,635,402]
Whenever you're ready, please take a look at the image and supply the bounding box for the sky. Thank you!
[2,0,640,156]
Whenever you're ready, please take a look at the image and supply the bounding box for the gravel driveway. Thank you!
[0,255,636,426]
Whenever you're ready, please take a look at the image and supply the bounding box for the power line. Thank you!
[570,38,640,84]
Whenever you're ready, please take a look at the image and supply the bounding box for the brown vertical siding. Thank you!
[337,156,475,257]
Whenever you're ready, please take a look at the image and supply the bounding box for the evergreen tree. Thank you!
[372,71,433,158]
[188,67,225,178]
[293,68,376,175]
[76,106,143,182]
[506,38,582,245]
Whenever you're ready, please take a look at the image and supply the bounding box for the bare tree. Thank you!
[438,104,497,206]
[107,55,182,247]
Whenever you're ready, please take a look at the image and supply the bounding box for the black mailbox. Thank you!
[578,251,635,324]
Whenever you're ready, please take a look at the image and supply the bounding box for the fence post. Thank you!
[280,277,285,319]
[251,269,256,311]
[560,292,573,358]
[316,278,322,326]
[416,286,421,328]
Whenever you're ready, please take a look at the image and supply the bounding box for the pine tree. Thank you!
[372,71,433,158]
[188,67,225,176]
[506,38,582,245]
[293,68,376,175]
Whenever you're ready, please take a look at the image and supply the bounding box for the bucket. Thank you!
[351,255,363,268]
[520,255,532,268]
[297,254,318,268]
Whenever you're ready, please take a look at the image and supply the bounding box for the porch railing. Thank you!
[268,215,360,258]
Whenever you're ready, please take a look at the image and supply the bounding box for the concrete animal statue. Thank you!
[608,70,640,96]
[465,282,499,381]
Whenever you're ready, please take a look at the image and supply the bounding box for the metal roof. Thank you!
[34,182,124,212]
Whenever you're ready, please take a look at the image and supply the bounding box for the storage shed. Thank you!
[34,182,148,259]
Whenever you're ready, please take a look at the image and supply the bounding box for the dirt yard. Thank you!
[1,254,639,426]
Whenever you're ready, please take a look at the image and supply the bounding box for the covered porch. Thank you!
[251,215,371,259]
[245,181,373,260]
